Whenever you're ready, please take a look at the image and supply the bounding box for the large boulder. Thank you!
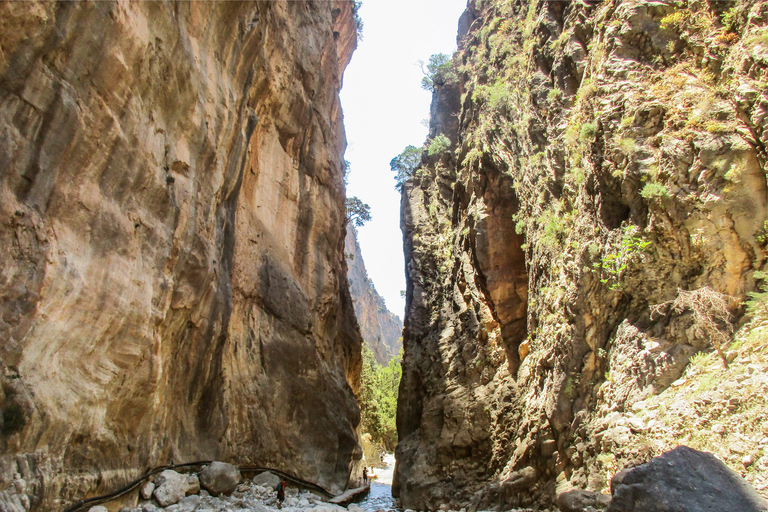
[252,471,281,490]
[200,462,241,496]
[153,470,188,507]
[608,446,768,512]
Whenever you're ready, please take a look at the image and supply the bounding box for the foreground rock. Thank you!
[153,471,190,507]
[128,479,347,512]
[608,446,768,512]
[200,462,241,496]
[252,471,281,491]
[0,1,362,510]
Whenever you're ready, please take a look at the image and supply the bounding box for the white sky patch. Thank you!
[341,0,468,320]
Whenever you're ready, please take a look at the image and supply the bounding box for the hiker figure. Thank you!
[363,466,368,485]
[277,480,286,509]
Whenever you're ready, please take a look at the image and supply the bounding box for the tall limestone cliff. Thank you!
[0,1,362,510]
[345,226,403,365]
[394,0,768,509]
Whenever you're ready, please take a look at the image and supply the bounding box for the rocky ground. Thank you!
[584,317,768,498]
[91,466,353,512]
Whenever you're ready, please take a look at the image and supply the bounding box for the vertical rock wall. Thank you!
[0,1,361,510]
[345,226,403,366]
[395,0,768,509]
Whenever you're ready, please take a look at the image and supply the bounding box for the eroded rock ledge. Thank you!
[0,1,361,510]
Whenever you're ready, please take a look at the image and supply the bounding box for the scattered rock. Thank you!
[556,489,611,511]
[153,470,189,507]
[252,471,281,490]
[88,507,108,512]
[177,495,201,512]
[185,474,200,495]
[607,446,768,511]
[200,462,241,496]
[141,481,156,500]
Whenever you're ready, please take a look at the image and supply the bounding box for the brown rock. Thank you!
[0,1,362,509]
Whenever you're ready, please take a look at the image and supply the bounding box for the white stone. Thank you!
[88,507,109,512]
[153,470,189,507]
[178,495,202,512]
[141,481,156,500]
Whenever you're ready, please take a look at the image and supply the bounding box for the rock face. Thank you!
[394,0,768,510]
[608,446,768,512]
[345,225,403,365]
[0,1,361,510]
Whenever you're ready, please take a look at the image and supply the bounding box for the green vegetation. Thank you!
[579,122,597,143]
[390,145,422,190]
[352,1,364,40]
[746,270,768,317]
[420,53,457,92]
[640,182,671,201]
[537,203,570,252]
[594,225,651,290]
[547,88,563,103]
[345,196,371,227]
[473,79,511,112]
[358,345,402,450]
[428,134,451,156]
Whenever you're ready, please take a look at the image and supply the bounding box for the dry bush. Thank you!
[651,287,737,368]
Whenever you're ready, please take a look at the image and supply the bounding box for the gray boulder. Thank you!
[185,474,200,495]
[252,470,281,490]
[140,481,155,500]
[557,489,611,511]
[608,445,768,512]
[199,461,241,496]
[153,470,188,507]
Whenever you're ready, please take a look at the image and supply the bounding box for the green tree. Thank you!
[345,196,372,227]
[357,345,402,451]
[353,1,364,40]
[390,145,422,190]
[420,53,456,92]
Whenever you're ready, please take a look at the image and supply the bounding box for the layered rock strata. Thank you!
[0,1,362,510]
[395,0,768,509]
[345,226,403,366]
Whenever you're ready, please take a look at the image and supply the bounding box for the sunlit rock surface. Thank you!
[0,1,362,510]
[394,0,768,510]
[345,226,403,365]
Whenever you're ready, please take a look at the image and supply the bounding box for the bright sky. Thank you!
[341,0,468,320]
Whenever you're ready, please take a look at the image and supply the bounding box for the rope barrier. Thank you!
[63,462,337,512]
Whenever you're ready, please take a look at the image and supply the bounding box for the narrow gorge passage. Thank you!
[1,1,768,512]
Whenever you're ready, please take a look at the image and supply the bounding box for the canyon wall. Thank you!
[0,1,362,510]
[345,226,403,366]
[394,0,768,509]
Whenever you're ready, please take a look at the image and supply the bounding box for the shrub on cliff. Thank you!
[345,196,372,227]
[420,53,457,92]
[390,145,422,190]
[427,134,451,156]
